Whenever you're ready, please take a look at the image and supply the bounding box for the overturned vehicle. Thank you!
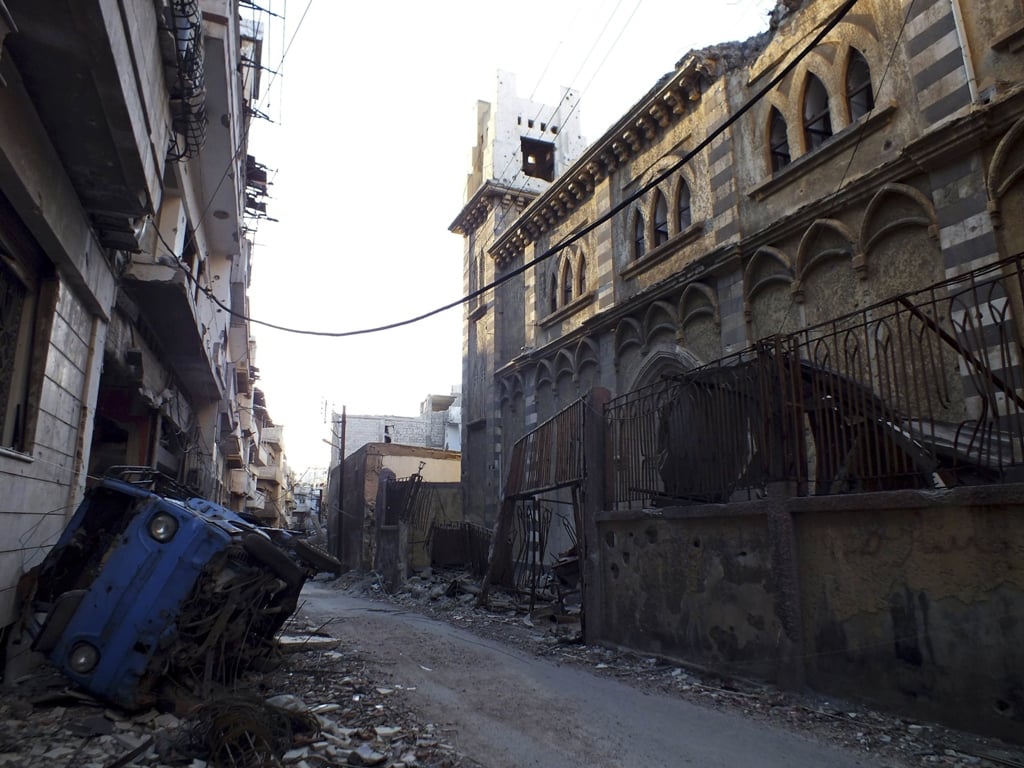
[23,468,339,711]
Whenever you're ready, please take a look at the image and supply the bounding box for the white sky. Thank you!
[246,0,776,475]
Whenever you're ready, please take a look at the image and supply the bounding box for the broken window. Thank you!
[0,195,51,453]
[653,190,669,247]
[803,74,833,151]
[676,178,692,232]
[769,107,791,172]
[846,48,874,122]
[632,208,646,260]
[521,137,555,181]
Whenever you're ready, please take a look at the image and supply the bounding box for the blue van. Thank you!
[26,468,324,710]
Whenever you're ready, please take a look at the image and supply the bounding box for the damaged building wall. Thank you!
[332,443,461,572]
[0,0,268,632]
[0,22,118,628]
[591,488,1024,743]
[594,507,796,686]
[453,0,1024,523]
[454,0,1024,742]
[792,491,1024,743]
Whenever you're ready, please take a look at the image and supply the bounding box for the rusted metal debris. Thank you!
[181,694,320,768]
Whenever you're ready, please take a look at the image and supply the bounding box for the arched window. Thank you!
[577,253,587,296]
[846,49,874,121]
[653,190,669,247]
[549,272,558,313]
[769,107,790,172]
[803,74,833,150]
[676,178,692,232]
[632,208,646,260]
[561,258,573,306]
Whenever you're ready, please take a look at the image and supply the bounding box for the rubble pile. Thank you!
[0,623,468,768]
[340,568,1024,768]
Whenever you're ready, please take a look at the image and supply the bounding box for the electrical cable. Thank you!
[170,0,863,338]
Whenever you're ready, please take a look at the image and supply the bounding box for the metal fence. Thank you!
[504,397,587,498]
[607,256,1024,508]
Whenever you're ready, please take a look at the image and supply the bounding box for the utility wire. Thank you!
[182,0,862,338]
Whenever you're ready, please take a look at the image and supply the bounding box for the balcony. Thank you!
[229,324,252,395]
[121,261,222,402]
[244,488,266,511]
[221,427,244,469]
[262,426,284,449]
[255,463,285,486]
[3,0,170,251]
[229,467,255,497]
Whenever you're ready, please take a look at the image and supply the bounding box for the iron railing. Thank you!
[504,397,587,498]
[607,256,1024,508]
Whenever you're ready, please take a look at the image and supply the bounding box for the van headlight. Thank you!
[68,642,99,674]
[148,512,179,542]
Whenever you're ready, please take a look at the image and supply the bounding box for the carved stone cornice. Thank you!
[449,180,536,236]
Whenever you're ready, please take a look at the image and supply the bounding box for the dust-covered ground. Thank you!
[1,567,1020,768]
[317,568,1024,768]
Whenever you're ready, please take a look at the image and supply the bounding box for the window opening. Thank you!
[521,137,555,181]
[0,237,42,452]
[769,107,791,172]
[677,178,692,232]
[561,259,573,307]
[846,49,874,121]
[653,191,669,247]
[549,273,558,314]
[803,74,833,150]
[632,209,646,260]
[577,254,587,296]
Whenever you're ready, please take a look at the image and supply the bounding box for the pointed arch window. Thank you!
[653,190,669,247]
[676,178,692,232]
[632,208,646,260]
[769,107,790,172]
[576,253,587,296]
[549,272,558,313]
[561,258,573,306]
[846,49,874,121]
[803,74,833,150]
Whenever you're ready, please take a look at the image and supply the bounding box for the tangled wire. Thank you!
[179,694,321,768]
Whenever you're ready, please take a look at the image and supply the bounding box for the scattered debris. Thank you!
[0,623,468,767]
[18,468,342,712]
[338,567,1024,768]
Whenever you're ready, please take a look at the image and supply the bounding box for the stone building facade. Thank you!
[452,71,587,524]
[0,0,273,629]
[452,0,1024,527]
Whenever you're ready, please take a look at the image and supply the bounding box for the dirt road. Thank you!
[298,583,884,768]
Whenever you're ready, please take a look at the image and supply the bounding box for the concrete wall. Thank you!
[591,487,1024,743]
[0,287,105,626]
[0,46,116,628]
